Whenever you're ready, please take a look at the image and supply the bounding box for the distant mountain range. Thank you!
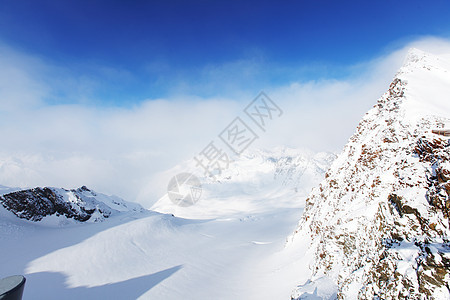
[152,147,336,219]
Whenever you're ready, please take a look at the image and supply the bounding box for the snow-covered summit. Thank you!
[397,48,450,122]
[289,49,450,299]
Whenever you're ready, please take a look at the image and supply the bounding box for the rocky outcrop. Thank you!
[0,185,143,223]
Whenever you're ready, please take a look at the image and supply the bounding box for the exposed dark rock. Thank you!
[0,186,131,222]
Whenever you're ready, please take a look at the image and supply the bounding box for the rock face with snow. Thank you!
[0,185,143,223]
[290,49,450,299]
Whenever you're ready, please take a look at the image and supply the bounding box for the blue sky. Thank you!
[1,0,450,105]
[1,1,450,202]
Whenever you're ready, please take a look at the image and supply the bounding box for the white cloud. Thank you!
[1,36,450,207]
[0,44,49,111]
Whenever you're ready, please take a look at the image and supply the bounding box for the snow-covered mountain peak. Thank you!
[289,50,450,299]
[395,48,450,122]
[400,48,435,70]
[398,47,450,75]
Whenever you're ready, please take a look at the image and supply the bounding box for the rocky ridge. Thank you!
[290,49,450,299]
[0,185,143,223]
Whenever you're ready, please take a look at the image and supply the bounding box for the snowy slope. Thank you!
[152,147,335,219]
[0,207,307,300]
[289,49,450,299]
[0,146,333,300]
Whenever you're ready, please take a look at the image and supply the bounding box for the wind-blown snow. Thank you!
[398,48,450,122]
